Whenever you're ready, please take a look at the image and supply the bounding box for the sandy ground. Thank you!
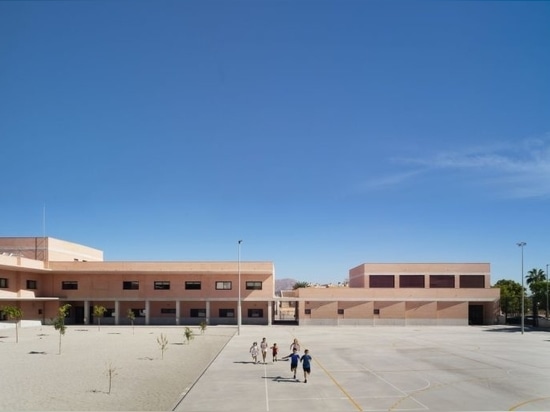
[0,323,235,411]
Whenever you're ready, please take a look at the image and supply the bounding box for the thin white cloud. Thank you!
[360,133,550,198]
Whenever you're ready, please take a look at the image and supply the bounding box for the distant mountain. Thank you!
[275,278,297,293]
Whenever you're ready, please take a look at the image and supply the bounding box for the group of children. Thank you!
[249,337,312,383]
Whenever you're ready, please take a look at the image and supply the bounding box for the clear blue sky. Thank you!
[1,1,549,285]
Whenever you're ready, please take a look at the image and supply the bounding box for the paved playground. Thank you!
[173,325,550,412]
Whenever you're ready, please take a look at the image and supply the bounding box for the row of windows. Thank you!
[369,275,485,288]
[61,280,264,291]
[91,308,263,318]
[0,278,37,289]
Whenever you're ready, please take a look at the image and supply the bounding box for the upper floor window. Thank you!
[123,281,139,290]
[459,275,485,288]
[399,275,425,288]
[62,281,78,290]
[185,281,201,290]
[0,278,8,288]
[26,280,38,289]
[216,281,232,290]
[246,281,262,290]
[369,275,395,288]
[430,275,455,288]
[154,281,170,290]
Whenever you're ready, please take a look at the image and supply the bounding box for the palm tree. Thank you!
[526,268,547,326]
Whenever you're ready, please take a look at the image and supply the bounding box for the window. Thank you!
[160,308,176,314]
[399,275,425,288]
[26,280,38,289]
[154,281,170,290]
[185,281,201,290]
[131,308,145,317]
[304,309,311,315]
[459,275,485,288]
[430,275,455,288]
[246,281,262,290]
[62,281,78,290]
[0,278,8,288]
[219,309,235,317]
[374,309,380,315]
[248,309,263,318]
[190,308,206,317]
[123,281,139,290]
[369,275,395,288]
[337,309,344,315]
[216,281,232,290]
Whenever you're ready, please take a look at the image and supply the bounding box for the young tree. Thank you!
[93,305,107,331]
[126,308,135,335]
[184,327,194,344]
[199,320,207,334]
[53,304,71,354]
[1,305,23,343]
[157,333,168,360]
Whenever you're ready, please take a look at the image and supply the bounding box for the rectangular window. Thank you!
[219,309,235,318]
[123,281,139,290]
[374,309,380,315]
[248,309,263,318]
[399,275,425,288]
[160,308,176,314]
[26,280,38,289]
[190,308,206,317]
[216,281,232,290]
[154,281,170,290]
[459,275,485,288]
[304,309,311,315]
[369,275,395,288]
[62,281,78,290]
[131,308,145,317]
[185,281,201,290]
[0,278,9,288]
[430,275,455,288]
[337,309,344,315]
[246,281,262,290]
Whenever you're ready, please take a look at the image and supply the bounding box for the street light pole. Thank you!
[517,242,526,335]
[237,240,242,336]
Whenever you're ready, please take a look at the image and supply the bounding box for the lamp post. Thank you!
[517,242,526,334]
[237,240,242,336]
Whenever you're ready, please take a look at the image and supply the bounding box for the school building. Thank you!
[0,237,500,326]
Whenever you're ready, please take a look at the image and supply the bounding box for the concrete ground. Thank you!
[173,325,550,412]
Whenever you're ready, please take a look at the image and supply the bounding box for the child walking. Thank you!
[249,342,259,364]
[300,349,312,383]
[270,342,279,362]
[290,348,300,380]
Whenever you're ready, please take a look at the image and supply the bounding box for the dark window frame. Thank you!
[245,281,262,290]
[0,278,9,288]
[123,281,139,290]
[154,281,171,290]
[429,275,455,288]
[26,280,38,289]
[219,308,235,317]
[190,308,206,317]
[215,281,232,290]
[369,275,395,288]
[61,281,78,290]
[399,275,425,288]
[185,281,202,290]
[248,308,264,318]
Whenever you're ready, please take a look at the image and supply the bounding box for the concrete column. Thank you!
[267,301,272,326]
[84,300,90,325]
[114,301,120,325]
[176,300,181,325]
[206,300,210,324]
[145,300,150,326]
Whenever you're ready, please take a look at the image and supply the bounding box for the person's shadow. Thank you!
[263,376,300,383]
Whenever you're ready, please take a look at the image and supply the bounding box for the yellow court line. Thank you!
[314,357,363,411]
[509,396,550,411]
